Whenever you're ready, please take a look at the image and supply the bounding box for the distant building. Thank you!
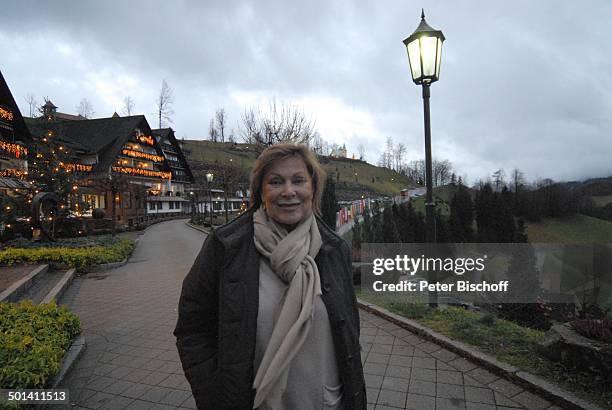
[26,107,194,227]
[330,143,347,158]
[0,70,31,194]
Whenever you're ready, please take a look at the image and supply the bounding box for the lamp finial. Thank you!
[421,9,425,20]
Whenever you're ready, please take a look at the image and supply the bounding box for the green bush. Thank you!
[0,301,81,389]
[0,238,134,270]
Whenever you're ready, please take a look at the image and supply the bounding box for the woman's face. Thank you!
[261,155,314,228]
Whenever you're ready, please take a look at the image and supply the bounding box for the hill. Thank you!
[181,140,416,200]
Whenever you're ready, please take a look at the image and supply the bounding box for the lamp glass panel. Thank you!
[407,39,422,80]
[435,39,443,79]
[420,36,438,77]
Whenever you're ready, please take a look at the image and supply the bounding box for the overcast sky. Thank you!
[1,1,611,185]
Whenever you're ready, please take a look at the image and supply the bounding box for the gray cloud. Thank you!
[1,0,611,184]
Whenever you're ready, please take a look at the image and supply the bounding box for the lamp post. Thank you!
[403,9,445,306]
[206,172,214,228]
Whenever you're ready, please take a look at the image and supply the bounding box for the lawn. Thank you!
[525,214,612,243]
[591,194,612,207]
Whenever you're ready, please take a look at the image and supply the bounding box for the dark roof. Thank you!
[55,112,86,121]
[0,70,31,143]
[42,100,57,109]
[25,115,159,172]
[152,127,194,182]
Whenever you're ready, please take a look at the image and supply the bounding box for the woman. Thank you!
[174,143,365,410]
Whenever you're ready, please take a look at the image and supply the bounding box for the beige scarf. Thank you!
[252,208,323,409]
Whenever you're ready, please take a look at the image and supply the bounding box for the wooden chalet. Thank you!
[26,109,193,227]
[0,70,31,194]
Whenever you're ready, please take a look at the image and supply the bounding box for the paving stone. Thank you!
[389,355,412,367]
[99,395,134,409]
[391,345,414,356]
[82,392,115,409]
[364,362,387,375]
[418,342,442,353]
[106,365,134,379]
[463,375,485,387]
[366,388,380,403]
[377,389,406,408]
[412,347,431,357]
[448,357,478,372]
[88,376,116,392]
[412,356,436,369]
[430,348,459,362]
[367,353,391,365]
[511,391,551,409]
[409,379,436,396]
[411,367,436,382]
[464,386,496,404]
[465,402,496,410]
[180,394,197,409]
[385,365,411,380]
[436,382,465,400]
[159,389,192,406]
[141,371,172,386]
[121,383,152,399]
[103,379,136,395]
[494,392,523,408]
[405,393,436,410]
[123,368,153,383]
[466,367,499,385]
[92,363,118,376]
[371,344,393,354]
[374,335,395,345]
[382,376,409,393]
[436,397,467,409]
[365,374,384,389]
[488,378,524,397]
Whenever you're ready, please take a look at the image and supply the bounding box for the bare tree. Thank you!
[24,94,37,117]
[208,119,218,142]
[385,137,394,169]
[511,168,525,193]
[492,169,505,191]
[122,96,135,116]
[395,143,407,172]
[215,109,226,142]
[433,159,452,186]
[311,132,324,155]
[228,128,236,143]
[157,79,174,128]
[76,98,95,118]
[357,144,366,160]
[239,98,316,152]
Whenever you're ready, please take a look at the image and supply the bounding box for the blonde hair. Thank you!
[249,143,326,215]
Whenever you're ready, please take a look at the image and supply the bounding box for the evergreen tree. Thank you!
[321,175,338,230]
[382,207,400,242]
[449,184,473,242]
[395,203,414,243]
[435,210,452,243]
[514,218,528,243]
[498,244,550,330]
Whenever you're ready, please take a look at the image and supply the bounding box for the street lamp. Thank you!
[206,172,214,228]
[404,9,445,307]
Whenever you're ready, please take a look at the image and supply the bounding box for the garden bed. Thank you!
[357,290,611,408]
[0,237,135,271]
[0,300,81,389]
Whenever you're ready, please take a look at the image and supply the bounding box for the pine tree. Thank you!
[449,184,473,242]
[382,207,400,242]
[321,175,338,230]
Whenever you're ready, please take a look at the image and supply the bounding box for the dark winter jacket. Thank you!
[174,210,366,409]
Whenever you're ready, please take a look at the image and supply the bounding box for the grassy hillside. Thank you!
[526,214,612,243]
[591,195,612,207]
[182,140,415,200]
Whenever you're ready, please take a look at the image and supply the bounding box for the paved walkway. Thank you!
[58,219,555,409]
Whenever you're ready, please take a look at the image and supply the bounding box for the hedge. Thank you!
[0,300,81,389]
[0,238,135,270]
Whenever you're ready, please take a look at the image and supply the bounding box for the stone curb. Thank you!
[185,221,211,235]
[0,264,49,303]
[79,258,129,274]
[41,268,76,305]
[357,298,603,410]
[48,335,86,389]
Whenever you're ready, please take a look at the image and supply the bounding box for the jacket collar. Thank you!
[214,208,342,252]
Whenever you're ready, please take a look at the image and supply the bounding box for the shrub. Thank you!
[0,300,81,388]
[0,238,134,270]
[571,318,612,343]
